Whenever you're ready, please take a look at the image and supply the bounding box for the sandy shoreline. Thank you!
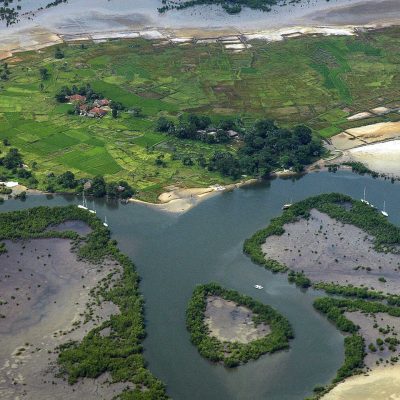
[322,365,400,400]
[129,179,258,213]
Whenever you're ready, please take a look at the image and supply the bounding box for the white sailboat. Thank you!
[78,192,88,210]
[282,198,293,210]
[103,216,109,227]
[361,187,369,205]
[89,201,96,214]
[381,201,389,217]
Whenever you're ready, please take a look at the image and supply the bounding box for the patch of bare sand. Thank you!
[204,296,270,343]
[130,180,258,213]
[330,132,366,151]
[0,237,128,399]
[348,140,400,177]
[262,209,400,295]
[344,311,400,369]
[346,121,400,143]
[0,27,62,55]
[322,365,400,400]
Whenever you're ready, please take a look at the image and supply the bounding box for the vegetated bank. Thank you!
[186,283,293,367]
[1,29,399,201]
[0,205,168,399]
[308,296,400,399]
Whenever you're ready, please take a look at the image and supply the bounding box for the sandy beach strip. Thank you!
[348,139,400,177]
[322,365,400,400]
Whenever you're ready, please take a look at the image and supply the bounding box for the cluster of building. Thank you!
[197,128,239,140]
[67,94,111,118]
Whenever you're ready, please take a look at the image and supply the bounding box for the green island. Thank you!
[1,28,400,201]
[244,192,400,398]
[186,283,293,367]
[0,206,168,399]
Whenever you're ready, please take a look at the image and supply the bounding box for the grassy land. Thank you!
[0,205,168,399]
[1,28,399,199]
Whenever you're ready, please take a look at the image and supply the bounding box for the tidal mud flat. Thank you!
[262,209,400,295]
[0,227,126,399]
[1,0,400,59]
[204,296,271,343]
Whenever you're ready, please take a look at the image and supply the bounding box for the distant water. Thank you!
[2,171,400,399]
[1,0,399,35]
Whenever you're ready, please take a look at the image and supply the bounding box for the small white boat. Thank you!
[78,192,88,210]
[254,284,264,290]
[282,198,293,210]
[361,187,368,204]
[89,201,96,214]
[103,216,109,227]
[381,201,389,217]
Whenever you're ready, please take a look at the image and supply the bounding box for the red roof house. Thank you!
[89,107,108,118]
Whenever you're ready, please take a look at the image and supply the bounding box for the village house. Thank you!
[83,180,92,191]
[67,94,86,104]
[94,99,110,107]
[88,107,108,118]
[227,129,239,138]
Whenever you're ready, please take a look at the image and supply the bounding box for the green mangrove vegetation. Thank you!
[0,205,168,399]
[158,0,300,14]
[186,283,293,367]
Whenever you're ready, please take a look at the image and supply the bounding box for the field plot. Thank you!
[0,29,399,198]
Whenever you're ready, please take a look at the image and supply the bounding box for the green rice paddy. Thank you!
[0,28,399,200]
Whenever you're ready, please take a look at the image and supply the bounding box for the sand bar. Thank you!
[348,140,400,176]
[322,365,400,400]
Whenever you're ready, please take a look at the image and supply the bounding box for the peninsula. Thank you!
[0,206,167,399]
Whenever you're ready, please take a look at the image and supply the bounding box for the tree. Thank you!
[90,176,106,197]
[55,47,65,59]
[57,171,77,189]
[156,117,173,132]
[294,125,312,145]
[112,108,118,119]
[2,148,23,169]
[39,67,49,80]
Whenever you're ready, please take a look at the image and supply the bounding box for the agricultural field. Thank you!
[0,27,399,200]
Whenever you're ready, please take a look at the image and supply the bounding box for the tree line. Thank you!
[157,117,323,179]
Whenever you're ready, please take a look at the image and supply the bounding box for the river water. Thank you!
[1,170,400,399]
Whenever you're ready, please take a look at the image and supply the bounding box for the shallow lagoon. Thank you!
[2,171,400,399]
